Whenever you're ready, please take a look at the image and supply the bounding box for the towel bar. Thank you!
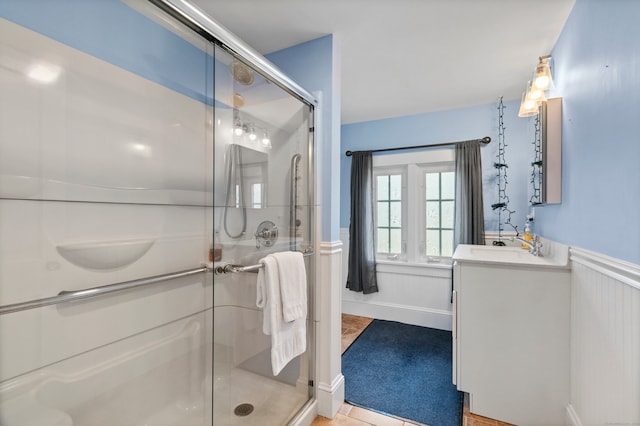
[214,249,314,275]
[0,266,209,316]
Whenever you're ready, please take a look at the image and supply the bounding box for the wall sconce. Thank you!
[248,125,257,141]
[518,55,554,117]
[261,131,271,148]
[232,110,272,148]
[233,117,244,136]
[533,55,553,91]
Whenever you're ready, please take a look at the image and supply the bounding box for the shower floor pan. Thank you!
[213,365,308,426]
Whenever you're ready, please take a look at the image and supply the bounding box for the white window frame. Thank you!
[372,149,454,264]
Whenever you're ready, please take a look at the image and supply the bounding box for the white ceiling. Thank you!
[191,0,575,124]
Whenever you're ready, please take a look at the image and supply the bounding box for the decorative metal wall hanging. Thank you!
[491,97,519,245]
[530,112,543,205]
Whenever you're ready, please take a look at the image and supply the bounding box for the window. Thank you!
[372,150,454,263]
[251,183,263,208]
[375,172,403,256]
[424,170,455,257]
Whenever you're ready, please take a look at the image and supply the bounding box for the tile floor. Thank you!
[310,314,513,426]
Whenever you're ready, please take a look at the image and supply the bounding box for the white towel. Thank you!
[274,251,307,322]
[256,254,306,375]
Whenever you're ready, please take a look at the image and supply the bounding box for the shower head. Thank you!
[233,93,245,107]
[230,60,254,85]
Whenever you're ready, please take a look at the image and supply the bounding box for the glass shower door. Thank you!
[0,2,214,425]
[212,46,315,425]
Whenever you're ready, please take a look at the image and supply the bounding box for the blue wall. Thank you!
[341,99,536,238]
[342,0,640,265]
[535,0,640,264]
[268,35,341,242]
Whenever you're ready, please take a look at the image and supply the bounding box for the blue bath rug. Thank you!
[342,319,463,426]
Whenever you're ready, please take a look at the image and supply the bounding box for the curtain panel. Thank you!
[454,140,485,247]
[346,151,379,294]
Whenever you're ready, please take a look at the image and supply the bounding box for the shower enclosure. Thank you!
[0,1,316,425]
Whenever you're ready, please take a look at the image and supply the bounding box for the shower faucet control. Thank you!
[255,220,278,248]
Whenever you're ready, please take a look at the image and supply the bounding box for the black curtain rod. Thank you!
[344,136,491,157]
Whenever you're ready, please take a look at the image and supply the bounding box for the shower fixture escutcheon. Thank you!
[255,220,278,248]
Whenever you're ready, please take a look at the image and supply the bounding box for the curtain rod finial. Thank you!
[482,136,491,144]
[345,150,353,157]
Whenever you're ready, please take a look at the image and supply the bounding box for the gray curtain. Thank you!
[346,151,378,294]
[454,140,485,247]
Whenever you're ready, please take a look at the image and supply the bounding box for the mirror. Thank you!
[225,143,268,209]
[531,97,562,205]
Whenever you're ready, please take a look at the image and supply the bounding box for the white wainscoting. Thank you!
[566,247,640,426]
[340,228,453,331]
[340,226,640,424]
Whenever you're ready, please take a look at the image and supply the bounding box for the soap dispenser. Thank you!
[522,222,533,249]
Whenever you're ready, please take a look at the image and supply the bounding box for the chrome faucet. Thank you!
[514,235,543,256]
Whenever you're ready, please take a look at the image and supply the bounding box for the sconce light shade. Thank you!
[518,91,539,117]
[518,55,553,119]
[261,132,271,148]
[248,125,257,141]
[233,117,244,136]
[525,79,547,107]
[533,55,553,91]
[526,81,546,103]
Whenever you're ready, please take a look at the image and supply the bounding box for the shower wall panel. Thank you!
[0,17,213,206]
[0,11,214,425]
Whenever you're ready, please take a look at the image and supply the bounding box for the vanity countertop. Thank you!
[453,242,570,269]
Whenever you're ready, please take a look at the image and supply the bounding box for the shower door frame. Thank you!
[148,0,319,423]
[149,0,318,106]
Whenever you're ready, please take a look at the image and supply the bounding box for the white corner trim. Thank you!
[319,240,343,255]
[565,404,583,426]
[570,247,640,290]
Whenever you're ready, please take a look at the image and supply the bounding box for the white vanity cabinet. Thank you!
[452,244,570,426]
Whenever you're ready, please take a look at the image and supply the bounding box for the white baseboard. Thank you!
[565,404,582,426]
[343,300,452,331]
[317,373,344,419]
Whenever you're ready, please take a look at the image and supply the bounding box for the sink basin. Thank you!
[453,242,569,268]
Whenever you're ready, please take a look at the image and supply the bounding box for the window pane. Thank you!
[377,175,389,200]
[389,201,401,226]
[377,228,389,253]
[389,229,402,253]
[426,201,440,228]
[389,174,402,200]
[252,183,262,208]
[441,230,454,257]
[426,230,440,256]
[377,201,389,227]
[425,173,439,199]
[441,172,455,199]
[441,201,454,228]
